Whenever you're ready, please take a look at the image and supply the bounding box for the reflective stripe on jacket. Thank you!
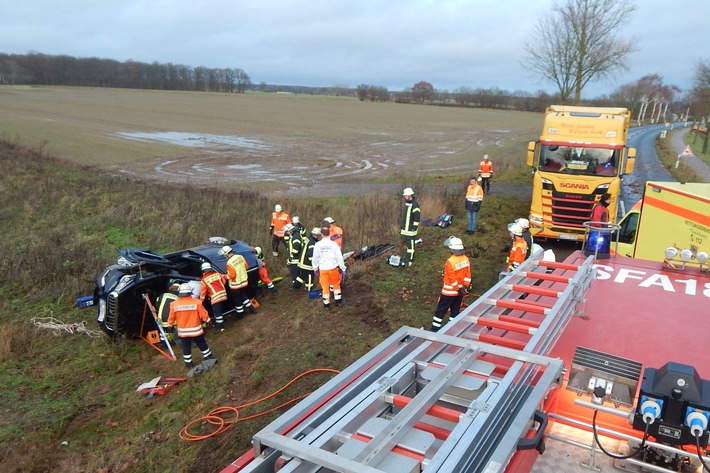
[200,271,228,304]
[441,254,472,296]
[479,160,493,178]
[298,235,317,270]
[466,183,483,203]
[507,237,528,271]
[168,296,209,338]
[400,198,421,237]
[226,253,249,289]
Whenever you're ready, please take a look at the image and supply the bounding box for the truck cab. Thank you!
[527,106,636,242]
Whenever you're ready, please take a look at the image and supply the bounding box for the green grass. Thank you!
[655,133,703,183]
[0,91,534,472]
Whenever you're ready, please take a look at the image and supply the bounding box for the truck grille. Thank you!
[544,191,596,231]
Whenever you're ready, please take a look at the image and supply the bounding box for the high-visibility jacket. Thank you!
[440,254,472,296]
[507,237,528,271]
[226,253,249,290]
[271,211,291,237]
[590,203,609,228]
[286,232,302,264]
[157,289,178,325]
[298,235,317,270]
[400,198,421,237]
[168,295,210,338]
[329,224,344,248]
[479,160,493,178]
[465,183,483,204]
[312,238,346,271]
[200,271,228,304]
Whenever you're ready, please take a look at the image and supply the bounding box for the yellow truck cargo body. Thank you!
[527,106,635,241]
[616,181,710,262]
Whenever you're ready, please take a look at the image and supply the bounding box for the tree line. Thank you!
[0,51,251,93]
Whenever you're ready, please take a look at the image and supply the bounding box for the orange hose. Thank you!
[179,368,340,441]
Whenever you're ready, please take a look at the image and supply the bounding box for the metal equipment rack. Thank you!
[224,252,597,473]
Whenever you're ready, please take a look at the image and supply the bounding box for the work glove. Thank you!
[500,244,511,254]
[458,286,469,296]
[341,268,347,281]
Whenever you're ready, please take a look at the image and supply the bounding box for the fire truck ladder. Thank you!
[225,253,596,473]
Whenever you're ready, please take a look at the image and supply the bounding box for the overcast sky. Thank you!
[2,1,708,98]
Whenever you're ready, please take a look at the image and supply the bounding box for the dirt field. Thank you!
[0,86,540,196]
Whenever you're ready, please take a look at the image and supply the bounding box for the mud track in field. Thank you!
[114,129,531,198]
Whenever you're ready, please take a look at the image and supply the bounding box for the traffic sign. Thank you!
[680,145,694,157]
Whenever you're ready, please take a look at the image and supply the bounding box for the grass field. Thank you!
[0,88,535,473]
[0,86,540,194]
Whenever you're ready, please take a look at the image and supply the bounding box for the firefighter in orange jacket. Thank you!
[431,237,471,332]
[323,217,343,248]
[200,262,228,332]
[507,223,528,272]
[252,246,277,294]
[270,204,292,256]
[168,283,216,369]
[478,154,494,195]
[220,245,257,316]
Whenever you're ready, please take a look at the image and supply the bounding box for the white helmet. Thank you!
[274,204,283,212]
[219,245,232,256]
[201,262,212,272]
[509,223,523,236]
[515,218,530,229]
[283,223,294,232]
[292,216,300,225]
[447,237,464,251]
[178,283,193,295]
[402,187,415,196]
[254,246,263,258]
[311,227,322,235]
[483,154,489,160]
[323,216,335,224]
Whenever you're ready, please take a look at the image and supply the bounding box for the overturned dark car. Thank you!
[92,237,259,337]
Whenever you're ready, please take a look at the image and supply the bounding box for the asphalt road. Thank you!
[621,124,674,212]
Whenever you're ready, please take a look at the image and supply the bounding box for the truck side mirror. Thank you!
[624,148,636,175]
[527,141,537,167]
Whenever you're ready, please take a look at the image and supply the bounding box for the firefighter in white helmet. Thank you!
[253,246,277,294]
[430,237,471,332]
[220,245,257,316]
[514,218,533,260]
[400,187,421,266]
[312,225,346,309]
[199,262,229,332]
[168,283,216,368]
[507,223,528,271]
[269,204,292,256]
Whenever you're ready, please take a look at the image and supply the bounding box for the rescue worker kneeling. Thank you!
[430,237,471,332]
[168,283,217,369]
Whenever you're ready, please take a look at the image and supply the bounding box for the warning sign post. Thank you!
[676,145,694,168]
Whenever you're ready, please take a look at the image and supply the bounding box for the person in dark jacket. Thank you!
[400,187,421,267]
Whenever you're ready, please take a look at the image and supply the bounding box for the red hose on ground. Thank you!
[179,368,340,441]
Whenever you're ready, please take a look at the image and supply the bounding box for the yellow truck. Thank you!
[615,181,710,263]
[526,105,636,241]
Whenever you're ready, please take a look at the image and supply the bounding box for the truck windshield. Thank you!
[537,145,619,177]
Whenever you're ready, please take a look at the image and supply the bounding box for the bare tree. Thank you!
[411,81,435,103]
[523,0,638,104]
[691,58,710,152]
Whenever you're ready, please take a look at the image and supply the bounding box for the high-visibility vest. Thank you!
[271,212,291,237]
[479,160,493,178]
[507,237,528,271]
[329,225,344,248]
[168,296,209,338]
[226,253,249,289]
[287,233,302,264]
[157,290,178,324]
[466,183,483,203]
[200,271,228,304]
[400,199,421,237]
[441,254,472,296]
